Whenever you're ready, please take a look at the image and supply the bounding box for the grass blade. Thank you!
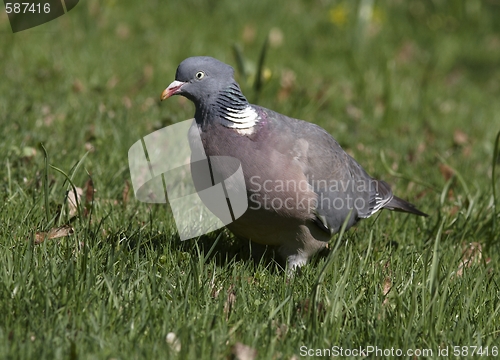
[310,210,353,329]
[6,158,11,197]
[492,130,500,233]
[428,218,444,296]
[253,35,269,102]
[39,143,51,225]
[232,43,247,80]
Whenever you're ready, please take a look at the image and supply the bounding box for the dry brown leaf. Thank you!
[66,179,94,219]
[34,225,74,245]
[242,24,256,44]
[84,142,95,152]
[122,180,130,206]
[122,96,132,109]
[224,285,236,319]
[107,75,119,90]
[462,145,472,158]
[381,260,393,306]
[269,27,284,47]
[21,146,37,160]
[67,187,83,217]
[383,277,392,296]
[72,79,85,93]
[115,23,130,39]
[448,205,459,216]
[272,320,288,339]
[346,104,363,120]
[446,189,455,201]
[296,299,326,321]
[439,163,455,181]
[231,342,257,360]
[453,129,468,146]
[417,141,426,154]
[84,178,95,204]
[277,69,296,102]
[414,188,429,201]
[382,277,392,306]
[456,242,483,277]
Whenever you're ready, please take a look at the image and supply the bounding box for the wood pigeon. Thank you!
[161,56,427,270]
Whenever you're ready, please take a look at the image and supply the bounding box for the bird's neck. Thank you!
[195,82,259,132]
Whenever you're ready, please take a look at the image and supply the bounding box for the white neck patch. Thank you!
[219,105,259,135]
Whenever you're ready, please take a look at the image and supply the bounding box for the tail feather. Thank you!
[384,196,428,217]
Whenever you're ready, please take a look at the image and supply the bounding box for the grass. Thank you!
[1,0,500,358]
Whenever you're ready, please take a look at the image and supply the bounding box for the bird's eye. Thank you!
[195,71,205,79]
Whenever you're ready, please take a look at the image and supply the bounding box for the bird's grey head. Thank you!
[161,56,236,105]
[161,56,256,131]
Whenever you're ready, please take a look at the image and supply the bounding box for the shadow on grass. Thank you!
[108,224,289,272]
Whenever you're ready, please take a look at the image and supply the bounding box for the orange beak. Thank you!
[160,80,185,101]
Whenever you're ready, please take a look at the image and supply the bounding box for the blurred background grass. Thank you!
[1,0,500,197]
[1,0,499,359]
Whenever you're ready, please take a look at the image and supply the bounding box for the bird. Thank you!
[160,56,427,270]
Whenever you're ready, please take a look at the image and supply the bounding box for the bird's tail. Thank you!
[384,196,428,217]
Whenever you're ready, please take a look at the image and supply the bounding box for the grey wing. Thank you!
[299,125,394,235]
[258,108,395,235]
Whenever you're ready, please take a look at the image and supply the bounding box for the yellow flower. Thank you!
[262,68,272,82]
[329,4,349,27]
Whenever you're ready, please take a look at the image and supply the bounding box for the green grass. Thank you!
[1,0,500,358]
